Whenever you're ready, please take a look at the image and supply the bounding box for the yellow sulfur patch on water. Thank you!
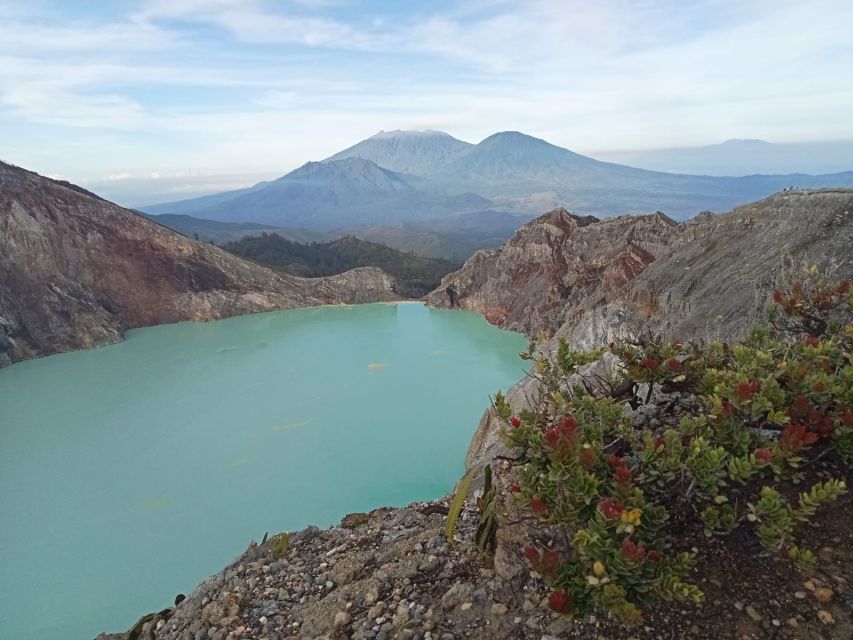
[271,418,314,432]
[227,456,249,468]
[367,362,387,373]
[139,497,169,511]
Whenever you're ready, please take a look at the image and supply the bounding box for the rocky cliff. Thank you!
[428,190,853,346]
[0,161,397,367]
[426,190,853,469]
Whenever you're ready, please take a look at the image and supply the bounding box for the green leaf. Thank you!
[445,470,472,544]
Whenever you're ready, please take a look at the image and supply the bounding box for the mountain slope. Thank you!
[145,158,490,228]
[324,129,472,175]
[223,234,458,297]
[430,132,853,217]
[427,189,853,343]
[0,161,397,366]
[141,213,333,245]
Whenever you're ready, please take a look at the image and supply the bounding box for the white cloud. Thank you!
[0,0,851,181]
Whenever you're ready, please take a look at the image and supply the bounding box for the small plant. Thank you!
[445,471,472,543]
[498,273,851,625]
[270,532,290,559]
[475,465,498,553]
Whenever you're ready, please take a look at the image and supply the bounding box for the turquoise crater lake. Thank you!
[0,302,527,640]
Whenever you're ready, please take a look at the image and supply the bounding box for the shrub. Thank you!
[498,274,851,624]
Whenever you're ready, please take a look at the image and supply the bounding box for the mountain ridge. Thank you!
[145,130,853,225]
[145,157,490,229]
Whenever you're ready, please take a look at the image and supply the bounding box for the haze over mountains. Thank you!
[146,130,853,231]
[596,139,853,176]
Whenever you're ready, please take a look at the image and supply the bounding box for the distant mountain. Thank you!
[142,213,333,245]
[146,158,491,229]
[428,131,853,217]
[325,130,472,175]
[353,210,535,262]
[595,139,853,176]
[224,234,458,297]
[146,130,853,226]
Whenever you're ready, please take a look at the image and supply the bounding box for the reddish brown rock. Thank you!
[0,161,396,366]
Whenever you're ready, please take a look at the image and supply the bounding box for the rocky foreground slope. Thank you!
[0,161,397,367]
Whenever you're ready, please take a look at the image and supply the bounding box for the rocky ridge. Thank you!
[425,190,853,469]
[0,161,398,367]
[427,190,853,345]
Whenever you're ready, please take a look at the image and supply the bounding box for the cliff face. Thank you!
[0,161,396,366]
[424,208,679,334]
[429,191,853,346]
[427,190,853,468]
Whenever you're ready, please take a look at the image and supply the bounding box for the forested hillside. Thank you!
[223,234,458,297]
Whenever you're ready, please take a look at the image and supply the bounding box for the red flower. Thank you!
[510,484,522,494]
[780,424,818,452]
[614,465,633,486]
[735,379,760,401]
[578,447,597,470]
[548,591,572,614]
[510,416,521,428]
[666,357,683,372]
[647,550,663,562]
[773,290,784,304]
[545,416,577,448]
[556,415,577,433]
[606,454,625,468]
[813,379,827,393]
[599,499,625,520]
[621,538,647,562]
[789,394,811,420]
[530,498,548,518]
[641,358,660,371]
[804,335,820,347]
[544,428,559,446]
[654,437,666,449]
[754,448,774,463]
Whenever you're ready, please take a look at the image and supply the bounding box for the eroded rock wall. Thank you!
[0,161,398,366]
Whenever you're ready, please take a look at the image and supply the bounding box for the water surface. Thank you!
[0,303,526,639]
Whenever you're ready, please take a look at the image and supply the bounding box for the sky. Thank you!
[1,0,852,203]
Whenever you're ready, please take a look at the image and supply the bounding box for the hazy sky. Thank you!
[1,0,852,187]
